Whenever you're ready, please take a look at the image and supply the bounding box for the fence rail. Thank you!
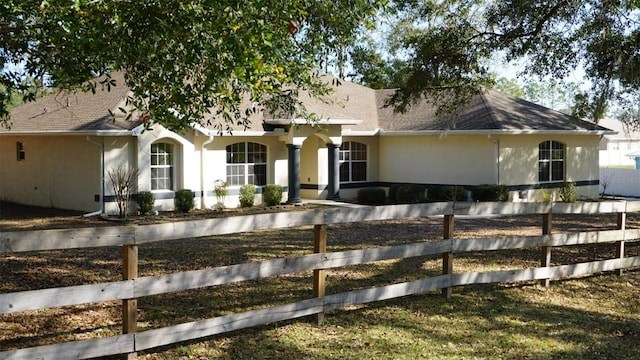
[1,201,639,360]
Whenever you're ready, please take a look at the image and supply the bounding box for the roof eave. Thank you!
[0,129,135,136]
[378,129,616,136]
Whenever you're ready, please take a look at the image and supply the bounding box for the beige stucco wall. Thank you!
[0,135,103,212]
[201,134,289,208]
[498,134,601,201]
[378,134,496,185]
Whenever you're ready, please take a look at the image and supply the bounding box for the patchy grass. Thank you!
[1,205,640,359]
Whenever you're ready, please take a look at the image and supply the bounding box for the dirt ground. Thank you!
[0,200,324,231]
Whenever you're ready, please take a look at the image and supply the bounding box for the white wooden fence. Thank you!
[600,168,640,197]
[1,201,640,359]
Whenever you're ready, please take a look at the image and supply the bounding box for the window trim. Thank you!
[150,142,174,191]
[538,140,565,183]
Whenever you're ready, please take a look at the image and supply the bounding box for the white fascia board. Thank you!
[341,129,380,136]
[0,130,134,137]
[217,130,284,137]
[378,129,616,136]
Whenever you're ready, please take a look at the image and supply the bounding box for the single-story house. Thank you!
[0,73,614,214]
[598,118,640,168]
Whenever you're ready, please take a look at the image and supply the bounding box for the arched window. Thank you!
[339,141,367,183]
[226,142,267,186]
[538,140,565,182]
[151,142,173,190]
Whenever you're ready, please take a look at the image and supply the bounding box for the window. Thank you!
[16,142,25,161]
[151,143,173,190]
[339,141,367,182]
[538,141,565,182]
[226,142,267,186]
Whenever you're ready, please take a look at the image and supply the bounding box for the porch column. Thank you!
[327,143,340,200]
[287,144,302,204]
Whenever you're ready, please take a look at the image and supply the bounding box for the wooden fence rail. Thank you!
[1,201,639,359]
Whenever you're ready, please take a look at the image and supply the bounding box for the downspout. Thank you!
[84,136,104,217]
[200,134,215,209]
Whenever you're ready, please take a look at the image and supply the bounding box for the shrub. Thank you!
[388,184,403,203]
[133,191,154,215]
[429,185,468,202]
[559,181,578,202]
[472,184,509,202]
[239,184,256,207]
[357,188,386,205]
[263,184,283,206]
[174,189,194,212]
[396,185,428,204]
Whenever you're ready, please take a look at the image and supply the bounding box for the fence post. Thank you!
[313,224,327,325]
[540,212,552,287]
[616,212,626,276]
[123,244,138,360]
[442,214,454,299]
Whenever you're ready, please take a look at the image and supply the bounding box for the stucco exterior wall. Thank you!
[201,134,289,208]
[378,134,496,185]
[0,135,102,212]
[498,134,601,200]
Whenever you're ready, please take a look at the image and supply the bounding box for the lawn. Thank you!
[0,203,639,359]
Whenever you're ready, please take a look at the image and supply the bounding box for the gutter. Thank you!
[200,134,215,209]
[377,129,616,136]
[84,136,105,217]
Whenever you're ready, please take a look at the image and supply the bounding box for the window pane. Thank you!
[339,163,349,182]
[254,164,267,185]
[551,161,564,181]
[538,162,550,182]
[351,162,366,181]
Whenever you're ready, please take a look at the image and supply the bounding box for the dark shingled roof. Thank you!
[3,73,140,133]
[3,73,612,135]
[376,88,611,132]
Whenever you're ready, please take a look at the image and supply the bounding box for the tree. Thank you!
[107,165,139,219]
[494,77,525,98]
[378,0,640,123]
[1,0,383,131]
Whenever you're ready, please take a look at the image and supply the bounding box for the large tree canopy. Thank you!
[354,0,640,123]
[0,0,382,131]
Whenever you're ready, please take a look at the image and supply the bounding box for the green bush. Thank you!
[263,184,283,206]
[239,184,256,207]
[174,189,195,212]
[559,181,578,202]
[133,191,154,215]
[472,184,509,202]
[357,188,386,205]
[396,185,428,204]
[428,185,468,202]
[388,184,403,203]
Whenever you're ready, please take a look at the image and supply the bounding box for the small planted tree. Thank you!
[560,182,578,202]
[107,165,139,219]
[214,179,230,210]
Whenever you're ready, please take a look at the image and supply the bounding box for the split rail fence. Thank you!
[1,201,640,359]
